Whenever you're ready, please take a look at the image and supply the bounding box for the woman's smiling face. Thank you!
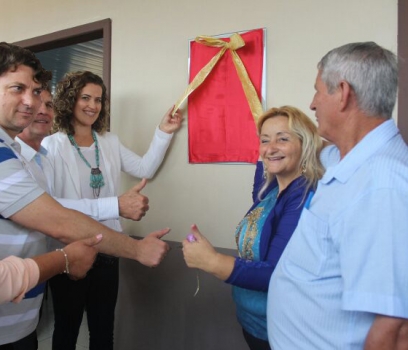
[259,115,302,185]
[72,83,103,129]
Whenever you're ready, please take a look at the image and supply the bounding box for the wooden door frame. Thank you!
[13,19,111,97]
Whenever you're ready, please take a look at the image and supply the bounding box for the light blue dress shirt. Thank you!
[267,120,408,349]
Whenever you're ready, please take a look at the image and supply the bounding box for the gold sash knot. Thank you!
[172,33,263,124]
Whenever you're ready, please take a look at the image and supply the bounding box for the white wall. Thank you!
[1,0,397,248]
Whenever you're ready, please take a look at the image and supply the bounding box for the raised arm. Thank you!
[252,160,265,202]
[120,107,184,179]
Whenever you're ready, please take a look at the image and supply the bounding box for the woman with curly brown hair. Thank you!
[42,71,183,350]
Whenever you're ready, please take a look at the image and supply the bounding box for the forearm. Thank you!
[10,193,139,260]
[203,253,235,281]
[32,251,66,283]
[121,127,172,179]
[55,196,119,221]
[365,315,408,350]
[226,258,273,291]
[45,210,139,259]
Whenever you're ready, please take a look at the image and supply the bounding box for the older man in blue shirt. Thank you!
[267,42,408,349]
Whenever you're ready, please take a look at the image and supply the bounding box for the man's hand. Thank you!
[64,234,103,280]
[135,229,170,267]
[118,179,149,221]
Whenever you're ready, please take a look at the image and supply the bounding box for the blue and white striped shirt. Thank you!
[0,127,46,345]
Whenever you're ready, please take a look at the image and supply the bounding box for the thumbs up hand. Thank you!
[118,178,149,221]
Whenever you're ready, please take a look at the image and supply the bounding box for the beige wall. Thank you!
[1,0,397,248]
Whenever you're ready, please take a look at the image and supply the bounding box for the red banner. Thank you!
[188,29,264,164]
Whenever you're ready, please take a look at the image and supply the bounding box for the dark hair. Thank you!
[53,71,110,135]
[0,42,51,87]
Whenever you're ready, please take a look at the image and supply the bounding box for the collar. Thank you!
[15,136,48,162]
[0,126,22,154]
[321,119,399,184]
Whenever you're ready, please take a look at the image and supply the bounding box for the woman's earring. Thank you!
[301,163,306,174]
[263,163,268,179]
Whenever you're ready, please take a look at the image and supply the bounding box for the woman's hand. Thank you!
[158,106,184,134]
[182,224,235,280]
[182,224,217,272]
[63,234,103,280]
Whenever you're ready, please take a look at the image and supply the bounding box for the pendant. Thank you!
[89,167,105,198]
[91,168,102,175]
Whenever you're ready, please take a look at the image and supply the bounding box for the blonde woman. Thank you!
[183,106,323,350]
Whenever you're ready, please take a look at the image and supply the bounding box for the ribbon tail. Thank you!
[172,47,227,116]
[231,51,264,123]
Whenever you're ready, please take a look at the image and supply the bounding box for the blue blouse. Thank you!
[226,161,311,292]
[225,162,312,340]
[233,187,278,340]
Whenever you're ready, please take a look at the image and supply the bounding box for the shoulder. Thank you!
[42,133,71,158]
[286,177,309,197]
[368,137,408,189]
[0,142,18,162]
[0,143,21,175]
[96,131,118,143]
[42,132,67,146]
[278,177,309,208]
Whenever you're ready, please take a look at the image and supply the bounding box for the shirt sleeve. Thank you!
[0,147,45,218]
[0,256,39,304]
[226,186,306,291]
[340,188,408,318]
[120,127,173,179]
[54,196,119,221]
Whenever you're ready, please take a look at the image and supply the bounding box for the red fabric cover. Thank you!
[188,29,264,164]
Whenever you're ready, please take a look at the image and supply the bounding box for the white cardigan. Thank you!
[42,127,173,236]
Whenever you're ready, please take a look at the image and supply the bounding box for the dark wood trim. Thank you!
[398,1,408,143]
[13,19,111,97]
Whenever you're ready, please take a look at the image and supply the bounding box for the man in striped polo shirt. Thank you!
[0,42,170,349]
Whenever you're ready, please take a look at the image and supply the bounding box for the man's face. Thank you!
[22,90,54,139]
[0,65,42,138]
[310,70,340,141]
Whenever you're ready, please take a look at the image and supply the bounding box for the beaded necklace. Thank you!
[67,130,105,198]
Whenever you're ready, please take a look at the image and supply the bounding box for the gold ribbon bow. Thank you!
[172,33,263,124]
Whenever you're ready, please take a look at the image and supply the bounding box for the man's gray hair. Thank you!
[318,42,398,119]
